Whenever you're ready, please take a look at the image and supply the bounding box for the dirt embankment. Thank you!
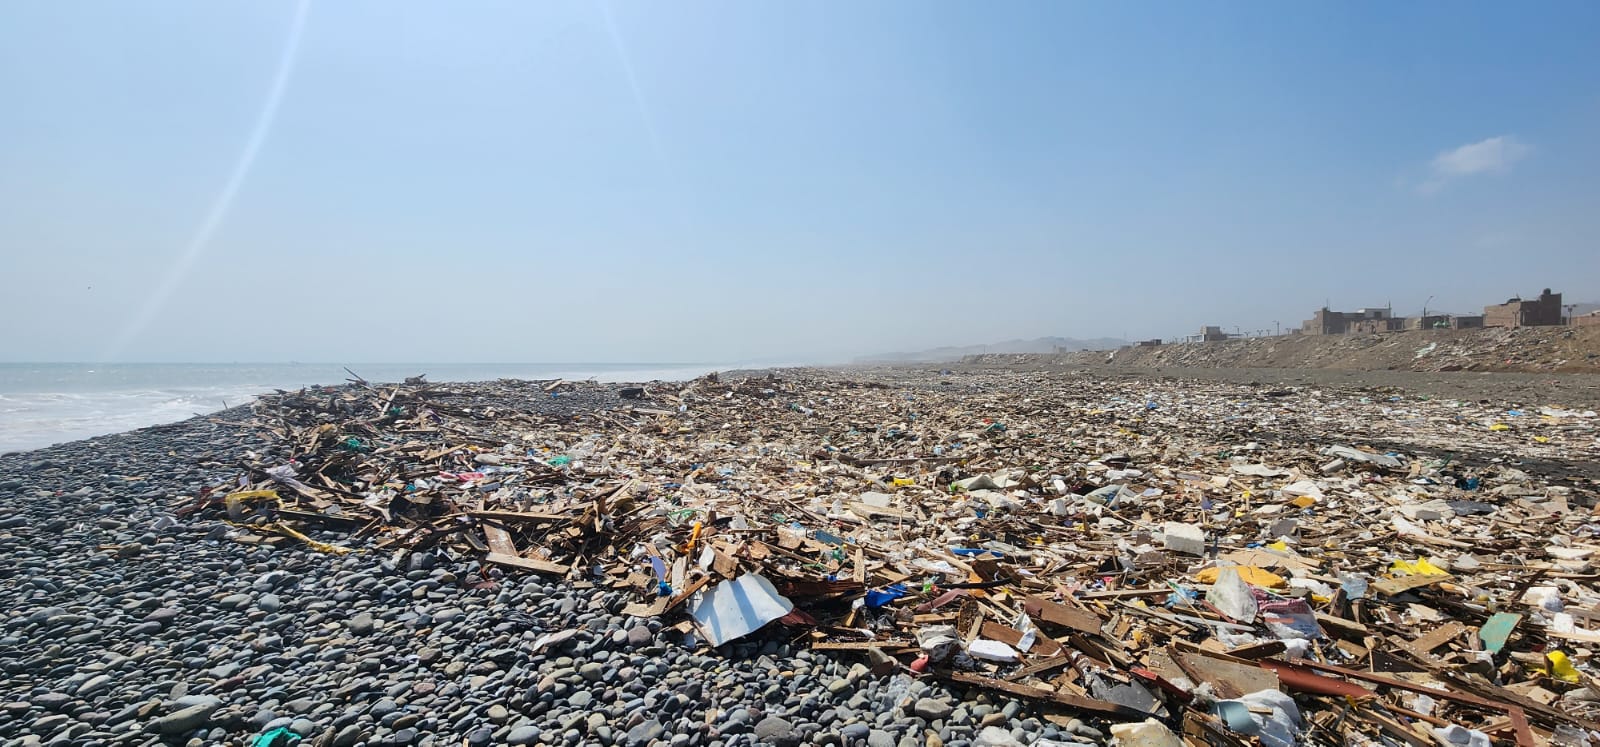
[966,326,1600,374]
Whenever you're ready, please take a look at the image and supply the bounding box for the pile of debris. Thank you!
[983,325,1600,374]
[187,368,1600,745]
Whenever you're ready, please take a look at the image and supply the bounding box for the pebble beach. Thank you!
[2,365,1597,747]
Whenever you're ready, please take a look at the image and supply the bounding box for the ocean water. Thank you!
[0,362,719,454]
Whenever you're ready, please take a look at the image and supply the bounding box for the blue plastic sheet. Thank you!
[864,584,908,608]
[950,547,1005,558]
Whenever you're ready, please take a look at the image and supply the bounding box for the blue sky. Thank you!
[1,1,1596,362]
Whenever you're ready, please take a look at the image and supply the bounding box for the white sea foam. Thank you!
[0,363,725,453]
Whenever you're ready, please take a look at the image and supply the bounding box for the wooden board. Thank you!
[467,510,571,523]
[1370,574,1451,597]
[1171,647,1280,701]
[943,671,1154,720]
[979,620,1064,658]
[812,641,916,651]
[1411,621,1469,653]
[484,551,568,576]
[1023,595,1104,635]
[482,524,518,556]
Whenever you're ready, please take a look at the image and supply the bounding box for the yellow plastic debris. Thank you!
[1534,436,1550,443]
[891,477,915,487]
[1266,540,1290,552]
[1489,423,1510,431]
[1290,496,1317,508]
[268,522,353,555]
[1195,566,1287,588]
[1546,650,1581,683]
[1391,557,1449,576]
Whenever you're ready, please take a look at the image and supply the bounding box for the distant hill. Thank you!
[858,336,1127,363]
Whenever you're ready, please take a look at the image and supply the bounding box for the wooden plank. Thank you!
[484,551,567,576]
[1069,633,1133,670]
[276,508,366,527]
[1225,640,1287,660]
[1023,595,1104,635]
[1010,654,1072,680]
[482,524,517,556]
[1410,621,1469,653]
[1183,711,1253,747]
[1115,601,1255,632]
[420,444,464,462]
[812,641,916,651]
[979,620,1063,657]
[1358,707,1435,747]
[1371,574,1451,597]
[1077,588,1175,600]
[467,510,571,523]
[1316,612,1370,640]
[1545,627,1600,645]
[1388,635,1444,667]
[663,574,716,613]
[848,502,917,521]
[1171,647,1279,701]
[711,545,741,579]
[943,671,1153,720]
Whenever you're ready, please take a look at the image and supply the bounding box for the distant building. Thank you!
[1408,315,1449,330]
[1136,339,1162,347]
[1301,306,1399,335]
[1484,289,1563,328]
[1200,325,1228,342]
[1408,314,1484,330]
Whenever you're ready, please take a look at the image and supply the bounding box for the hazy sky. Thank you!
[2,1,1597,363]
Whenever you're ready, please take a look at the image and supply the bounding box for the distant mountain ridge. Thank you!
[858,336,1127,363]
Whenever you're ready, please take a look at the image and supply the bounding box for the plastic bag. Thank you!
[1206,567,1258,622]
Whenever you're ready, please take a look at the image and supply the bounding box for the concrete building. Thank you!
[1408,315,1450,331]
[1406,314,1484,331]
[1484,289,1563,328]
[1200,326,1228,342]
[1301,307,1397,335]
[1301,309,1347,336]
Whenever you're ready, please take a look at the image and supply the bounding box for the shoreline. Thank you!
[0,363,735,455]
[2,367,1598,745]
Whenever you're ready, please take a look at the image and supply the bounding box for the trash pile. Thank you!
[187,368,1600,745]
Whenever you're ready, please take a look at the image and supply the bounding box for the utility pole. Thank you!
[1422,295,1434,319]
[1274,320,1281,336]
